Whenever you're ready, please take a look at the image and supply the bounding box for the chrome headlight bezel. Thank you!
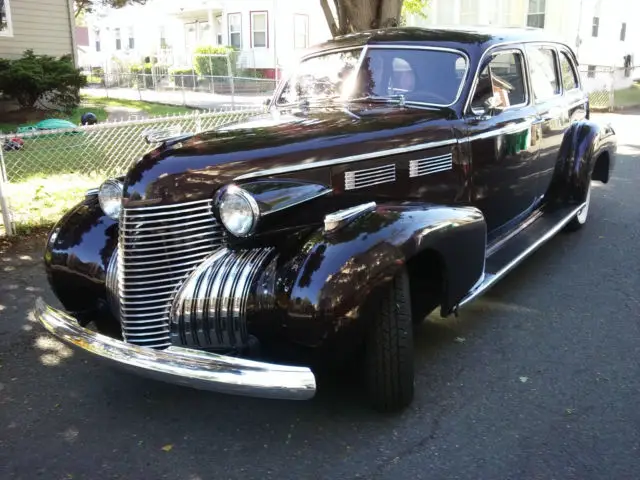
[98,179,124,220]
[217,184,260,237]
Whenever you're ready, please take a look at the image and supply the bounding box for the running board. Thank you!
[457,203,586,309]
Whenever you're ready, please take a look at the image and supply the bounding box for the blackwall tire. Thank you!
[364,267,415,412]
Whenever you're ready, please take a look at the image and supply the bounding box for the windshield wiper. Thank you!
[348,94,406,106]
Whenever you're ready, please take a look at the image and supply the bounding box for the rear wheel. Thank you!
[565,181,592,232]
[364,267,415,412]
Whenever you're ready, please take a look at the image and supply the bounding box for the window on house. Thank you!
[159,26,167,49]
[592,17,599,37]
[128,27,135,49]
[95,30,101,52]
[620,22,627,41]
[560,52,579,91]
[0,0,13,36]
[216,15,222,44]
[587,65,596,78]
[251,12,267,48]
[115,28,122,50]
[228,13,241,49]
[527,0,545,29]
[527,47,560,101]
[294,14,309,49]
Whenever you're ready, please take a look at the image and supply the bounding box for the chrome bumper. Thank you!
[34,298,316,401]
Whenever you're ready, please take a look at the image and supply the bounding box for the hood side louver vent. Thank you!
[409,153,453,178]
[344,164,396,190]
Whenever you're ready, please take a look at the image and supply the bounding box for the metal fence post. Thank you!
[0,147,15,236]
[226,54,235,109]
[609,68,615,111]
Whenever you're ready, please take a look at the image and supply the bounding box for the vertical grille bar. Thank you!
[118,199,225,349]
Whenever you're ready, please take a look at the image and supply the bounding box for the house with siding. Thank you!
[81,0,331,78]
[407,0,640,69]
[0,0,77,61]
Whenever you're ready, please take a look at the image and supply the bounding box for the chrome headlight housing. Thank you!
[98,179,124,220]
[218,185,259,237]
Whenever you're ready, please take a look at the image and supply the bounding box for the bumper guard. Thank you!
[34,298,316,401]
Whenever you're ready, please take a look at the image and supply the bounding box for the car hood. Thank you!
[122,107,457,205]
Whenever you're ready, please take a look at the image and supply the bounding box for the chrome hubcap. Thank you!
[576,184,591,224]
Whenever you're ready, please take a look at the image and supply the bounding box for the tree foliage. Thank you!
[321,0,429,36]
[0,50,87,113]
[74,0,147,18]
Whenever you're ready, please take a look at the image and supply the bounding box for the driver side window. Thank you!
[471,51,527,112]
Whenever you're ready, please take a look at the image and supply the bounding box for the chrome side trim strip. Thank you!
[234,138,457,181]
[466,121,533,142]
[324,202,377,232]
[458,203,586,309]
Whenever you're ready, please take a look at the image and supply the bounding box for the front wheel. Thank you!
[565,181,592,232]
[364,267,415,412]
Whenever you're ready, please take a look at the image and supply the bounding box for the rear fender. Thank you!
[548,120,617,204]
[278,203,486,349]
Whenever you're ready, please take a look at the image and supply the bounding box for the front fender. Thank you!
[277,202,486,349]
[548,119,617,204]
[44,195,118,321]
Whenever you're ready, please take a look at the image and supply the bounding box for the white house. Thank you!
[407,0,640,69]
[81,0,332,78]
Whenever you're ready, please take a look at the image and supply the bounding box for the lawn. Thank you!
[613,83,640,108]
[0,104,253,235]
[0,96,197,133]
[4,173,102,234]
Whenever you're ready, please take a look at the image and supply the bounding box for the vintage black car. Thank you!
[36,27,616,412]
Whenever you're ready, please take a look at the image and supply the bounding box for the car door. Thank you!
[525,44,572,198]
[464,48,540,235]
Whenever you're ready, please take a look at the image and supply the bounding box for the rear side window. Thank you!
[527,47,560,101]
[560,51,579,91]
[471,51,527,111]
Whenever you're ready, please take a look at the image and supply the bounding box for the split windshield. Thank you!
[276,47,468,107]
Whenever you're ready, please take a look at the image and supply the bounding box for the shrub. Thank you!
[193,45,238,77]
[130,62,157,89]
[169,66,197,88]
[0,50,87,113]
[237,68,265,79]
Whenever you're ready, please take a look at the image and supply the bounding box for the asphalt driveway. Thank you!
[1,112,639,480]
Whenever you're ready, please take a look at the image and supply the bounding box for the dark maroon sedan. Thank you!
[36,26,616,412]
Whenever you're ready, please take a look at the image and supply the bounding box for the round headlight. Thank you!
[98,179,123,220]
[218,185,259,237]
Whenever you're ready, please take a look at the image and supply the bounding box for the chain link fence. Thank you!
[0,107,263,236]
[579,65,640,111]
[81,56,277,109]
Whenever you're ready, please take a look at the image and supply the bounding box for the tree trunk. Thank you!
[331,0,404,34]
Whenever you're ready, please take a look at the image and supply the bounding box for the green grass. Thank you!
[613,83,640,108]
[5,173,102,233]
[0,96,197,133]
[78,96,197,119]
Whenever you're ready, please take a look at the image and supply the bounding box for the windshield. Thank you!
[276,47,468,107]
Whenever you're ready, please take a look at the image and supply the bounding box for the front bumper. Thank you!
[34,298,317,401]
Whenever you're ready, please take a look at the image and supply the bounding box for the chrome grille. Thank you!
[344,164,396,190]
[170,248,276,348]
[409,153,453,178]
[118,199,225,349]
